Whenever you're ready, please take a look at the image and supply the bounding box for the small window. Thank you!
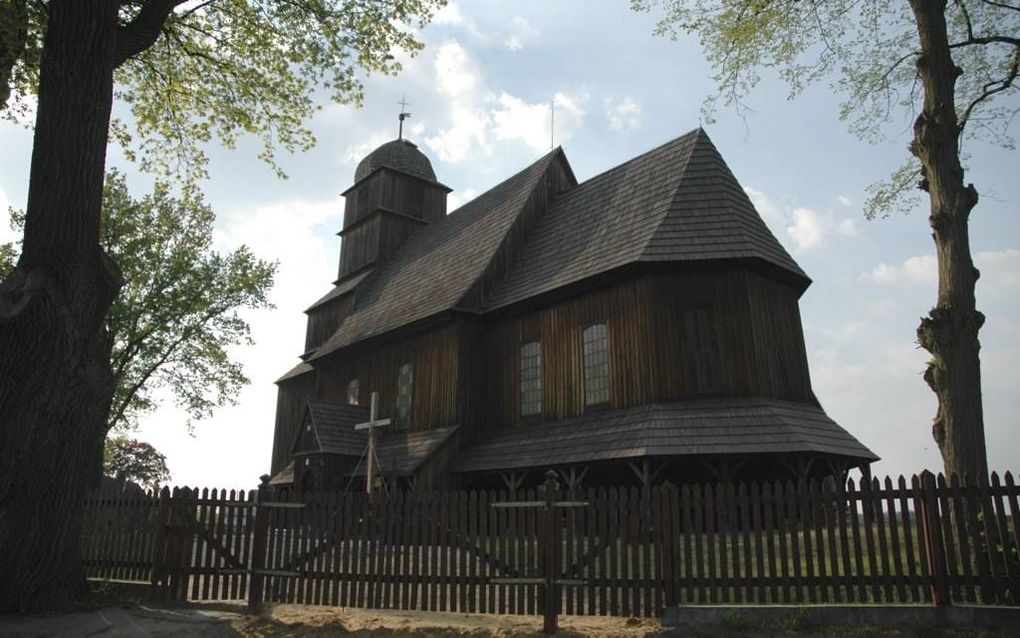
[346,379,360,405]
[683,308,720,393]
[582,323,610,407]
[395,363,414,428]
[519,341,542,417]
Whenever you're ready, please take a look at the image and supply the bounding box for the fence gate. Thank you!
[151,487,256,602]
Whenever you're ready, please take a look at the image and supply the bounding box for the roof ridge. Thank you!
[570,127,703,190]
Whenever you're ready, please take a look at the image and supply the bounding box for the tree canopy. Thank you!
[1,0,444,179]
[1,171,276,431]
[103,436,171,490]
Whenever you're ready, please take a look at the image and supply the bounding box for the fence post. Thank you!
[248,475,272,614]
[543,469,559,635]
[920,470,950,606]
[149,487,171,600]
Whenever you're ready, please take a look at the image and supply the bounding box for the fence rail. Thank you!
[81,470,1020,618]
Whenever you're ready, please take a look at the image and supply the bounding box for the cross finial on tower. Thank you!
[397,97,412,140]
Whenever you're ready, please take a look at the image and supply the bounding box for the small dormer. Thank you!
[337,139,451,280]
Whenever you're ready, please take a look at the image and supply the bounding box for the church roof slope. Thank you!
[483,128,807,309]
[453,398,878,473]
[308,149,564,360]
[304,399,370,456]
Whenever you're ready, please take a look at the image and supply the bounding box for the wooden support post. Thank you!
[248,475,272,614]
[920,470,951,606]
[542,469,559,635]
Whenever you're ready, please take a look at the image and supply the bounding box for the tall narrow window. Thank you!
[519,341,542,417]
[346,378,360,405]
[583,323,610,406]
[683,308,720,393]
[395,363,414,427]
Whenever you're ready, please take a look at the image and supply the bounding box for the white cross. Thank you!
[354,391,391,495]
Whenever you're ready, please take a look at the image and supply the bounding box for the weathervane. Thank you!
[398,97,411,140]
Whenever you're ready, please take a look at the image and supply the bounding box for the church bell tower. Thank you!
[336,119,450,281]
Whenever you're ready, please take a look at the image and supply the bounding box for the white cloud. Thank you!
[861,255,937,286]
[434,41,479,97]
[744,185,859,253]
[423,41,587,163]
[787,207,826,251]
[448,188,478,212]
[432,1,464,25]
[858,249,1019,290]
[837,195,853,207]
[976,249,1020,292]
[605,96,642,131]
[504,16,538,51]
[835,217,859,237]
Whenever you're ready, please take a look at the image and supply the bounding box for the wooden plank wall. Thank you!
[305,294,354,353]
[82,472,1020,612]
[744,271,814,402]
[483,269,813,428]
[314,323,462,435]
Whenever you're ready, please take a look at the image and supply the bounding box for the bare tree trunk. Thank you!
[908,0,988,480]
[0,0,121,612]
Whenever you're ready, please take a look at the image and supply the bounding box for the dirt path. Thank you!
[234,604,661,636]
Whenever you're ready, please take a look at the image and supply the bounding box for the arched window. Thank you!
[395,363,414,428]
[682,308,720,393]
[347,378,360,405]
[582,323,610,406]
[519,341,542,417]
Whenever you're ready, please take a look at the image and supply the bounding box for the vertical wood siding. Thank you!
[314,323,462,435]
[482,270,812,428]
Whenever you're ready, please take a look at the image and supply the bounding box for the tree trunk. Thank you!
[908,0,988,480]
[0,0,121,612]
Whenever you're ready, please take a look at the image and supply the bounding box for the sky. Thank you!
[1,1,1017,490]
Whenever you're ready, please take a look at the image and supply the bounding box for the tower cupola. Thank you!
[337,138,450,281]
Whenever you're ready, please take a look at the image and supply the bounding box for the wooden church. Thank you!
[268,127,877,493]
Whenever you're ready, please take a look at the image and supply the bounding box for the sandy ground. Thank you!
[234,604,662,637]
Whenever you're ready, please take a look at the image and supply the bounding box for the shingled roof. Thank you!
[454,398,878,473]
[343,426,458,478]
[303,128,807,362]
[354,139,437,183]
[484,129,807,309]
[294,400,458,477]
[298,400,371,456]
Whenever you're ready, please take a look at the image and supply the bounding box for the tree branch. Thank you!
[113,0,188,68]
[959,48,1020,134]
[979,0,1020,12]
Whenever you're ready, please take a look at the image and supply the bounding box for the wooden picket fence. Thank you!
[81,470,1020,619]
